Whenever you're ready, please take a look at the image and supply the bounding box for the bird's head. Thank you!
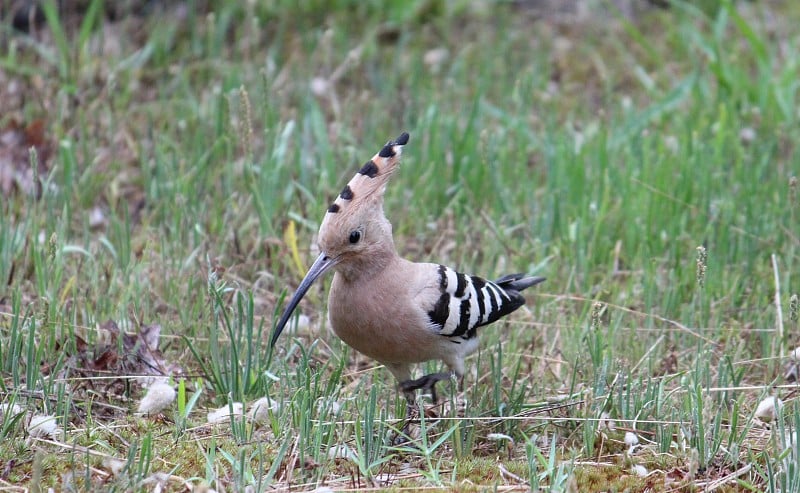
[271,132,410,346]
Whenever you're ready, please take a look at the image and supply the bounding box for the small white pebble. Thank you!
[89,207,106,229]
[102,457,126,476]
[327,444,355,461]
[739,127,756,145]
[621,96,633,111]
[625,431,640,454]
[136,375,171,389]
[28,414,60,439]
[310,77,330,97]
[486,433,514,445]
[295,314,310,331]
[317,397,340,415]
[624,431,639,446]
[136,382,176,415]
[141,472,171,488]
[423,47,449,73]
[247,397,277,425]
[631,464,648,477]
[755,396,781,423]
[207,402,244,424]
[0,403,24,423]
[663,135,679,154]
[599,411,616,431]
[790,347,800,361]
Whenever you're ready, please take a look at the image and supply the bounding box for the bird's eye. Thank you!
[349,230,362,244]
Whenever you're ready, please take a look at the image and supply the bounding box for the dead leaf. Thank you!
[54,320,184,420]
[0,118,52,197]
[0,458,17,480]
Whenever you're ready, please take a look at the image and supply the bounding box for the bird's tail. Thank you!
[494,274,546,293]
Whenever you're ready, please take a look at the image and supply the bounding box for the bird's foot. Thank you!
[393,399,444,446]
[393,372,454,445]
[398,371,454,404]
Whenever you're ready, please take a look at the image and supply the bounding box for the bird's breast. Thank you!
[327,265,447,364]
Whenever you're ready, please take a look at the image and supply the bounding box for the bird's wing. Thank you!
[422,264,527,340]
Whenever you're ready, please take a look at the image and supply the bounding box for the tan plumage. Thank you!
[272,132,544,413]
[329,259,479,382]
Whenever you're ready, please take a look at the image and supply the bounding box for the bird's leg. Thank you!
[399,371,455,405]
[399,388,418,426]
[384,363,423,443]
[392,389,420,445]
[403,389,417,416]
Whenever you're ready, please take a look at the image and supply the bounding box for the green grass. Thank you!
[1,0,799,490]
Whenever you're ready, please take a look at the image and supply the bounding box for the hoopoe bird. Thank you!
[271,132,545,418]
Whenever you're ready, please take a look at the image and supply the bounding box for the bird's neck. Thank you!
[336,240,399,283]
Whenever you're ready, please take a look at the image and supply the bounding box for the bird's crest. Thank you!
[324,132,409,216]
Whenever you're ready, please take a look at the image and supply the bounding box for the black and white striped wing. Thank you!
[426,265,527,340]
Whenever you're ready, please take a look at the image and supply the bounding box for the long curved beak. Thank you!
[271,253,338,347]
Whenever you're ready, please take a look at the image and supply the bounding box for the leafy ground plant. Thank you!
[1,0,799,490]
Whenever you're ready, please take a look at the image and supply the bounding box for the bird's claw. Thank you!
[392,372,453,445]
[398,371,454,404]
